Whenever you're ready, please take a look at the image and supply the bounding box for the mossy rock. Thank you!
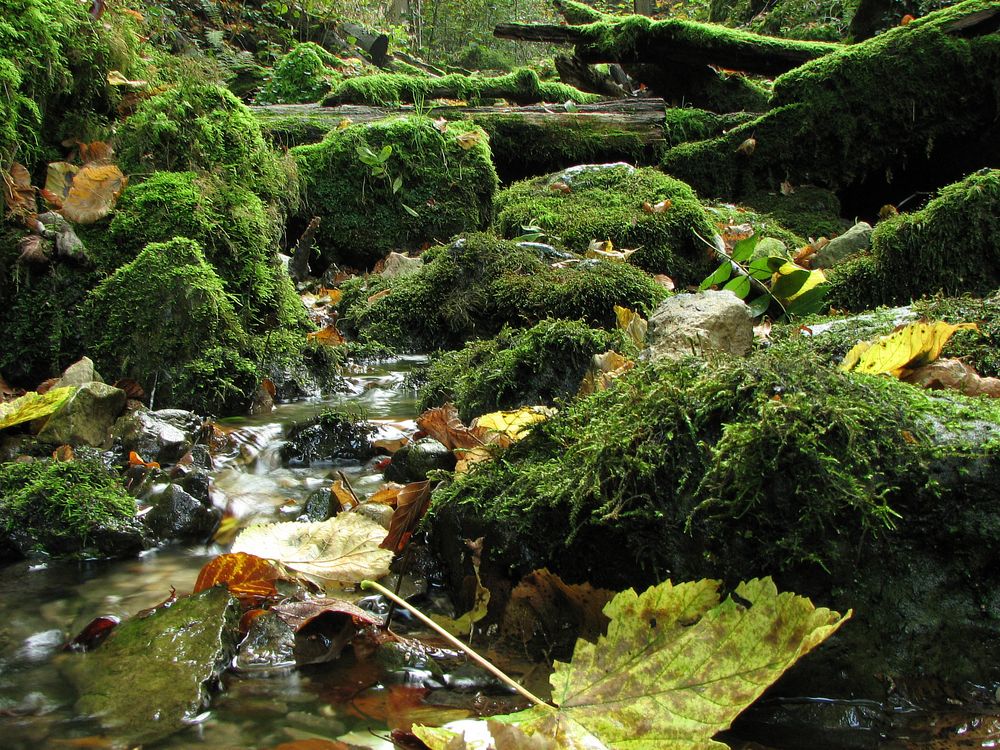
[256,42,343,105]
[418,319,629,422]
[662,107,756,148]
[341,232,668,351]
[662,0,1000,202]
[107,171,308,335]
[292,116,498,268]
[83,238,258,414]
[321,68,599,107]
[739,186,847,239]
[0,459,146,559]
[116,83,297,207]
[827,169,1000,310]
[281,408,377,466]
[428,338,1000,698]
[493,164,717,279]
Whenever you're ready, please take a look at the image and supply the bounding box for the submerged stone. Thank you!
[66,586,240,747]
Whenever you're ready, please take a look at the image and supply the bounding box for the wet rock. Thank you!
[301,487,335,522]
[281,410,376,466]
[140,483,221,542]
[53,356,103,388]
[233,611,296,674]
[65,587,240,747]
[36,383,127,447]
[384,438,455,482]
[112,409,195,465]
[812,221,872,269]
[643,290,753,362]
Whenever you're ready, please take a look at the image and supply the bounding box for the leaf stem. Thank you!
[361,579,551,709]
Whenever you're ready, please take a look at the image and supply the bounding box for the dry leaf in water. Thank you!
[194,552,284,605]
[233,512,393,588]
[60,163,126,224]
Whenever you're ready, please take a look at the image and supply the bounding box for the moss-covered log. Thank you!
[661,0,1000,209]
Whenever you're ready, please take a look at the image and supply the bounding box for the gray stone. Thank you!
[233,611,295,673]
[112,410,193,465]
[65,587,240,747]
[53,356,103,389]
[36,383,126,447]
[38,211,87,263]
[551,162,634,188]
[385,438,455,482]
[812,221,873,268]
[141,483,221,541]
[643,290,754,363]
[301,487,335,522]
[379,251,423,279]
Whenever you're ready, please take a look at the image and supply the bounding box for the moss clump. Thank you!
[662,1,1000,200]
[321,68,599,107]
[342,233,668,351]
[493,164,716,279]
[256,42,343,105]
[107,171,308,334]
[83,238,257,414]
[0,459,144,559]
[740,186,846,239]
[428,337,1000,587]
[292,116,499,268]
[116,84,296,207]
[662,107,756,148]
[827,169,1000,310]
[418,319,628,421]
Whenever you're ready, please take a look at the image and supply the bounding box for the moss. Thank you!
[493,164,717,279]
[342,232,668,351]
[428,336,1000,587]
[0,0,144,164]
[107,171,309,334]
[661,1,1000,200]
[116,83,297,208]
[662,107,755,148]
[827,169,1000,310]
[0,459,143,559]
[704,202,806,249]
[741,186,847,239]
[418,319,629,421]
[256,42,343,105]
[83,238,257,414]
[322,68,600,107]
[292,116,499,268]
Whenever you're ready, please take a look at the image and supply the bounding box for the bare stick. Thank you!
[361,579,551,709]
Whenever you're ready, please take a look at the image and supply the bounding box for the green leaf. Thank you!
[747,293,771,318]
[748,257,775,281]
[401,203,419,217]
[770,268,812,299]
[391,175,403,194]
[0,386,76,431]
[731,235,758,263]
[377,144,393,162]
[722,274,751,299]
[783,284,829,318]
[699,261,732,290]
[416,577,848,750]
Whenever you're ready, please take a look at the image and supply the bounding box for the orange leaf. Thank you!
[306,325,346,347]
[52,444,75,462]
[900,13,915,24]
[332,476,359,512]
[367,288,391,304]
[643,199,671,213]
[416,403,481,451]
[194,552,283,605]
[368,483,406,505]
[60,163,126,224]
[78,141,114,164]
[128,450,160,469]
[3,163,36,215]
[549,181,572,194]
[380,480,432,553]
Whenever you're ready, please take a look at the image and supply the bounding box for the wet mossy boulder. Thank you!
[83,238,258,415]
[493,164,716,278]
[0,459,146,560]
[107,171,309,336]
[341,233,668,351]
[281,408,377,466]
[117,83,296,207]
[321,68,599,107]
[256,42,343,105]
[662,0,1000,202]
[827,169,1000,310]
[292,116,498,268]
[418,319,629,421]
[428,339,1000,698]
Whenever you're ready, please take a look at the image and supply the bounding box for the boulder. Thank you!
[379,251,423,279]
[36,382,126,447]
[281,410,376,466]
[812,221,872,268]
[53,356,103,389]
[65,587,240,747]
[385,438,456,482]
[140,483,221,542]
[112,409,195,466]
[643,290,753,362]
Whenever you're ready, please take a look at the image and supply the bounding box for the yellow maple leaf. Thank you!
[840,320,978,378]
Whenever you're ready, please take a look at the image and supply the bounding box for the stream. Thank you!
[1,358,999,749]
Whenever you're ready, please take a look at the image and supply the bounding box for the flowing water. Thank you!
[1,357,998,749]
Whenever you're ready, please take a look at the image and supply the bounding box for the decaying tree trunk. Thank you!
[554,54,628,98]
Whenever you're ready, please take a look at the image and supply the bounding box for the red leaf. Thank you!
[194,552,283,606]
[64,615,119,652]
[380,480,432,553]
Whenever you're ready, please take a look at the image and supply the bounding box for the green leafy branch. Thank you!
[696,231,829,320]
[356,144,419,217]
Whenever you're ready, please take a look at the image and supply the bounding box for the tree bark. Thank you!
[554,53,628,98]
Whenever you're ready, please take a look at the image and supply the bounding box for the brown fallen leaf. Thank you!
[642,199,672,213]
[780,180,795,195]
[194,551,284,606]
[432,117,449,133]
[417,403,481,451]
[3,163,36,215]
[380,480,432,553]
[332,474,360,512]
[368,482,406,505]
[579,350,634,396]
[653,274,675,291]
[549,181,572,194]
[60,163,127,224]
[455,131,484,150]
[128,450,160,470]
[367,288,391,304]
[113,378,145,400]
[18,234,50,266]
[307,325,346,346]
[78,141,114,163]
[903,358,1000,397]
[735,137,757,156]
[52,444,75,462]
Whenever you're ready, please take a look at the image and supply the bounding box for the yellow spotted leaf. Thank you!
[840,320,978,378]
[60,163,127,224]
[472,406,554,443]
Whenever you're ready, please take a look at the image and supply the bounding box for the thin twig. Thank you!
[361,579,551,709]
